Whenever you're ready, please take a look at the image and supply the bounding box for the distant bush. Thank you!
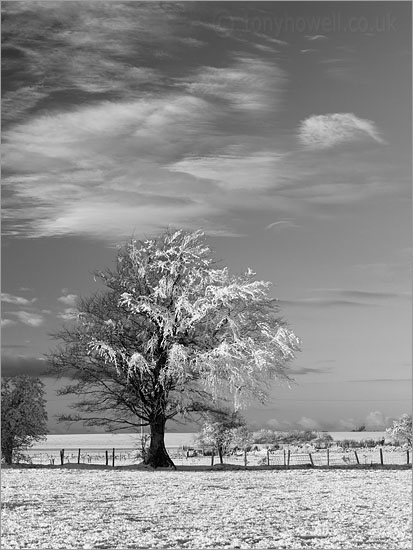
[251,429,318,446]
[251,429,277,444]
[338,439,358,449]
[314,433,334,449]
[352,425,366,432]
[337,438,383,449]
[360,439,377,448]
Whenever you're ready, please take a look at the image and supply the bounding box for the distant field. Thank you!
[30,432,197,450]
[31,431,389,450]
[2,469,411,549]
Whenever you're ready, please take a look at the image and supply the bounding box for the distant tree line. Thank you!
[195,418,413,457]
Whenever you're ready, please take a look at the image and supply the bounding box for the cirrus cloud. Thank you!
[57,308,79,321]
[1,319,17,328]
[57,294,78,307]
[1,292,36,306]
[183,57,286,112]
[298,113,385,149]
[9,311,44,327]
[2,3,406,243]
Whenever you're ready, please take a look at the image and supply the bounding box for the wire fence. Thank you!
[21,447,411,467]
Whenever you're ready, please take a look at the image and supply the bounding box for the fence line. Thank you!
[22,447,412,467]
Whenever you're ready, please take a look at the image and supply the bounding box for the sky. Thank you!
[1,1,411,434]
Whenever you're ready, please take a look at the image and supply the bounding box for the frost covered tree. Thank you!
[196,409,247,463]
[49,230,300,468]
[1,376,48,464]
[386,414,412,447]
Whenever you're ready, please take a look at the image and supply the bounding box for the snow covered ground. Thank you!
[2,469,411,549]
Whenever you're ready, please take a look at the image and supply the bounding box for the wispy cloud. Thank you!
[345,378,412,383]
[170,151,287,192]
[10,311,44,327]
[266,219,300,230]
[57,291,79,319]
[352,249,412,287]
[265,418,292,430]
[1,292,36,306]
[365,411,394,430]
[290,366,332,376]
[2,50,291,240]
[58,294,78,307]
[182,56,286,112]
[2,343,29,350]
[312,289,409,300]
[298,113,385,149]
[304,35,327,41]
[278,285,411,309]
[278,298,376,309]
[57,308,79,321]
[1,319,17,328]
[297,416,320,430]
[3,96,220,239]
[320,57,356,82]
[2,2,406,242]
[1,3,294,240]
[1,2,184,125]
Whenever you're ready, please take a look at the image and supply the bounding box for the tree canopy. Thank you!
[49,229,300,467]
[1,376,48,464]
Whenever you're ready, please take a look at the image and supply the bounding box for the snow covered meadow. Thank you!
[2,468,411,549]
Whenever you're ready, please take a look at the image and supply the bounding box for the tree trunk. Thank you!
[2,439,14,465]
[144,415,176,469]
[218,445,224,464]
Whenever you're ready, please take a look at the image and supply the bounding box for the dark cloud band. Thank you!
[1,354,49,378]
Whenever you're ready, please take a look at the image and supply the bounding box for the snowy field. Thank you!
[2,469,411,549]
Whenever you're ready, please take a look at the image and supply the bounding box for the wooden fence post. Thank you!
[283,449,286,467]
[379,448,384,465]
[244,449,247,468]
[105,450,109,466]
[327,448,330,467]
[354,451,360,464]
[60,449,64,465]
[211,451,214,466]
[267,449,270,466]
[287,449,291,467]
[77,449,81,464]
[407,450,410,464]
[309,453,314,466]
[112,448,115,467]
